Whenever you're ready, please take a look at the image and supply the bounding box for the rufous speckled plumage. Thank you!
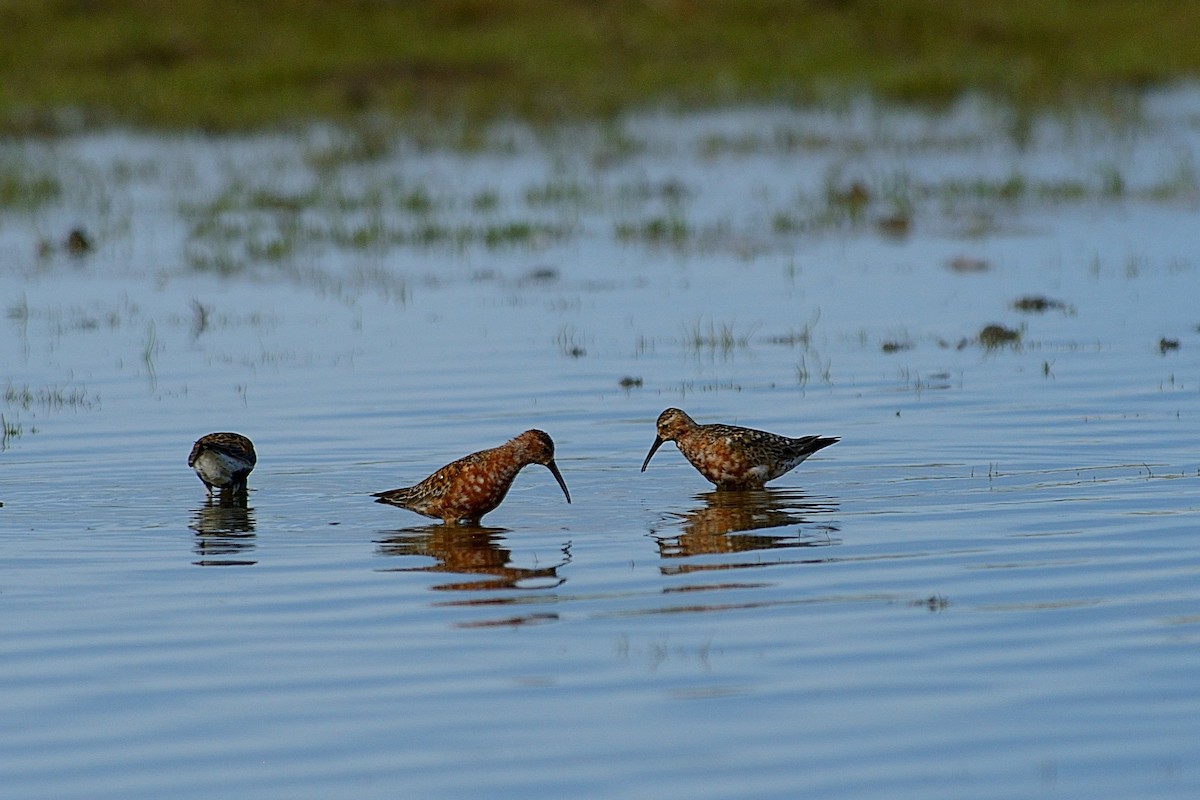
[374,429,571,525]
[641,408,837,490]
[188,432,257,496]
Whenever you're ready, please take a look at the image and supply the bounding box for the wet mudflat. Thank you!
[2,91,1199,798]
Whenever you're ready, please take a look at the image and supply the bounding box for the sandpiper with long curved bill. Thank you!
[374,429,571,525]
[641,408,837,490]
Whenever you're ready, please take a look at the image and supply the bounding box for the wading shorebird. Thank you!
[373,429,571,525]
[641,408,838,490]
[188,432,257,496]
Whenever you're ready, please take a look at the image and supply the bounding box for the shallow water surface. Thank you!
[2,93,1199,798]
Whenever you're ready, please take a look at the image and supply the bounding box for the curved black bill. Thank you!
[546,460,571,504]
[640,437,665,472]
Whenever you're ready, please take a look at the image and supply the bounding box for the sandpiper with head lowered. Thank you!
[374,429,571,525]
[188,432,257,496]
[641,408,837,490]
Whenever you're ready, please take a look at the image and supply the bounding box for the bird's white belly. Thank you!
[192,450,246,486]
[745,464,771,481]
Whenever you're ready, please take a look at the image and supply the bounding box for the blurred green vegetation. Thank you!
[2,0,1198,131]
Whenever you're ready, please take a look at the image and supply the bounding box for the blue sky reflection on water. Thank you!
[2,90,1200,799]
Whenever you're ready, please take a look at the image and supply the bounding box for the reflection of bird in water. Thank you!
[654,489,839,561]
[373,429,571,525]
[189,496,256,566]
[642,408,837,490]
[188,432,257,497]
[376,526,567,592]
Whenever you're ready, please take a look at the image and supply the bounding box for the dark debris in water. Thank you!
[946,255,990,273]
[67,228,93,255]
[521,266,559,284]
[911,594,951,612]
[1012,295,1072,313]
[37,227,93,258]
[881,340,913,353]
[978,323,1022,349]
[1158,337,1180,354]
[618,376,643,388]
[875,212,911,238]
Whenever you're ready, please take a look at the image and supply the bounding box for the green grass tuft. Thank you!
[4,1,1200,132]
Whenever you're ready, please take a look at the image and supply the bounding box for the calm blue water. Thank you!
[2,91,1199,798]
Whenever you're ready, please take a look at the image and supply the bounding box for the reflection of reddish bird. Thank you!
[188,432,257,496]
[374,430,571,525]
[642,408,837,490]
